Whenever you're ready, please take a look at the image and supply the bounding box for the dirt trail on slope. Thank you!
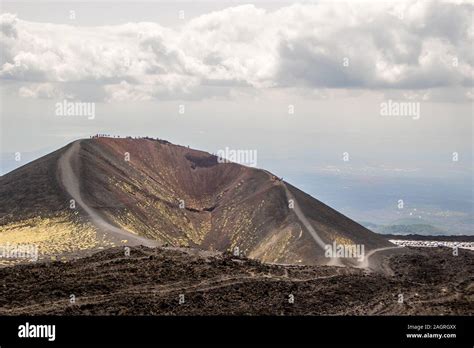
[282,184,344,267]
[357,245,404,270]
[58,141,158,247]
[285,181,401,270]
[282,185,327,250]
[263,170,400,270]
[260,170,341,266]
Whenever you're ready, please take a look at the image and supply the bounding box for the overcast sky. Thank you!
[0,0,472,229]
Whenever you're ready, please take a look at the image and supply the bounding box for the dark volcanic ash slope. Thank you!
[0,137,392,265]
[0,145,111,263]
[0,246,471,315]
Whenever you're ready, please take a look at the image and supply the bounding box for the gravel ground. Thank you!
[0,246,472,315]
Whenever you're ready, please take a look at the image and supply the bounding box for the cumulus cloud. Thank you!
[18,83,73,99]
[0,1,472,101]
